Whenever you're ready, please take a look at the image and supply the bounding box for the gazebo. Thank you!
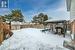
[45,19,68,37]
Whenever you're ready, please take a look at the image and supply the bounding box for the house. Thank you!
[63,0,75,50]
[66,0,75,40]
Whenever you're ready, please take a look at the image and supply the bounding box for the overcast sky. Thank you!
[0,0,70,22]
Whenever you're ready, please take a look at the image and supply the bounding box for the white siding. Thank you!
[70,0,75,21]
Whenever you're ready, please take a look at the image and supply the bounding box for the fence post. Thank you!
[0,28,4,45]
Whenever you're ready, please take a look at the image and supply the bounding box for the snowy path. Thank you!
[0,28,70,50]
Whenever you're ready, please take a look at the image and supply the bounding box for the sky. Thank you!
[0,0,70,22]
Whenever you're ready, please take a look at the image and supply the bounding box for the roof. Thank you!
[66,0,71,11]
[45,19,68,23]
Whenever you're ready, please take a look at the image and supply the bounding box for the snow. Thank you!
[45,19,69,23]
[0,28,70,50]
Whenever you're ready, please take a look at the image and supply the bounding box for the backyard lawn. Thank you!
[0,28,70,50]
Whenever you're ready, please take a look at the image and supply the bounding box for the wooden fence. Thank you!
[0,22,12,45]
[0,29,3,45]
[11,24,44,30]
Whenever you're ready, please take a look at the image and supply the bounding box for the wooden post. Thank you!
[63,21,67,37]
[71,21,75,41]
[9,21,11,30]
[0,29,4,45]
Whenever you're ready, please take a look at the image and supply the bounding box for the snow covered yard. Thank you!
[0,28,70,50]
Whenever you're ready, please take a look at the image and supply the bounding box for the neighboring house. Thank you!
[66,0,75,40]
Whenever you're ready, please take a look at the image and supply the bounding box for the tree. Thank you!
[3,9,25,22]
[11,9,24,22]
[32,15,38,23]
[32,13,48,24]
[4,14,12,21]
[1,9,25,29]
[44,15,48,21]
[0,16,6,22]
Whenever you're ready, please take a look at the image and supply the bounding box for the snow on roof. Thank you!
[11,22,23,25]
[11,22,36,25]
[45,19,69,23]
